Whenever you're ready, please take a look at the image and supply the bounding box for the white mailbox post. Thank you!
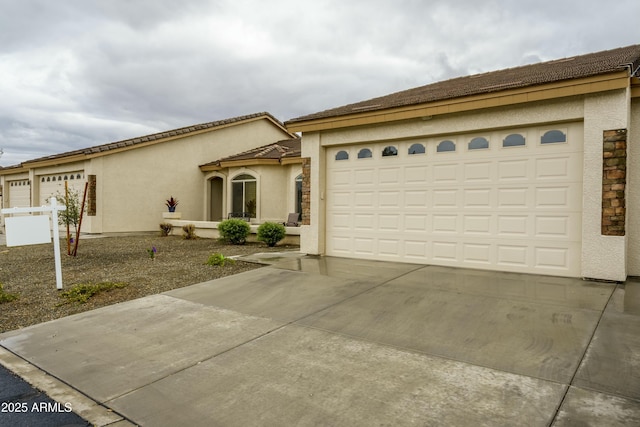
[1,197,67,289]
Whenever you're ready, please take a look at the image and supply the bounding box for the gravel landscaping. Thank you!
[0,233,298,333]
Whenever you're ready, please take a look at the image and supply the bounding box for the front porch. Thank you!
[163,219,301,245]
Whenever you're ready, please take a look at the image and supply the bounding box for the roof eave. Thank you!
[287,71,631,133]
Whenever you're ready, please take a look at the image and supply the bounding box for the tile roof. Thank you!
[200,137,301,168]
[17,112,288,167]
[287,44,640,124]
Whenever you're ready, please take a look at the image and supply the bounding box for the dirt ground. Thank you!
[0,234,298,333]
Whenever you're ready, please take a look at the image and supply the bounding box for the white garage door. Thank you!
[8,179,31,208]
[39,172,87,206]
[325,123,583,277]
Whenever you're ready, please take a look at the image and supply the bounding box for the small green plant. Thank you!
[218,219,251,245]
[0,283,19,304]
[147,246,157,259]
[159,222,173,236]
[205,252,235,267]
[257,222,286,247]
[182,224,197,240]
[58,282,127,305]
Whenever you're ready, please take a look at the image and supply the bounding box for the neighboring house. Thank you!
[199,138,302,223]
[0,112,295,234]
[286,44,640,281]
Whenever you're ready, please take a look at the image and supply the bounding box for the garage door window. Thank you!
[541,130,566,144]
[503,134,526,147]
[408,143,425,155]
[382,146,398,157]
[437,140,456,152]
[358,148,373,159]
[335,150,349,161]
[469,137,489,150]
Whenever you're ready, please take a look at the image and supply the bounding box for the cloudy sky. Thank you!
[1,0,639,166]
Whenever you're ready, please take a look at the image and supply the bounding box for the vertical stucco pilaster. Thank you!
[300,132,325,255]
[628,97,640,275]
[82,158,103,234]
[582,89,630,281]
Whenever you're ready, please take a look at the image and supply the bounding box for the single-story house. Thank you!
[0,112,296,233]
[286,44,640,281]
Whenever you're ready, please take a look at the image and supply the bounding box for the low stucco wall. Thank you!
[163,219,301,245]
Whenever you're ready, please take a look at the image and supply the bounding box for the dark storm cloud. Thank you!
[0,0,638,166]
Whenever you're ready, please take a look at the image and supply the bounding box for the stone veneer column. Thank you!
[602,129,627,236]
[87,175,97,216]
[301,158,311,225]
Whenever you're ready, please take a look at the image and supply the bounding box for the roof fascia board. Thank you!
[280,158,303,165]
[287,72,631,132]
[0,166,29,176]
[632,77,640,98]
[218,158,281,169]
[200,157,302,171]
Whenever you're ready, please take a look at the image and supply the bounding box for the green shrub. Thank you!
[257,222,286,247]
[182,224,197,240]
[58,282,126,305]
[159,222,173,236]
[218,219,251,245]
[205,253,235,267]
[0,283,18,304]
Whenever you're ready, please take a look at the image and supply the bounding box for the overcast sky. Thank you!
[1,0,639,166]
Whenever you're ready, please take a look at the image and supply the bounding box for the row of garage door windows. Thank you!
[335,129,567,160]
[9,174,84,187]
[41,174,84,182]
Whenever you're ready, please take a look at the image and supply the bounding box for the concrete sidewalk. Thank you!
[1,256,640,426]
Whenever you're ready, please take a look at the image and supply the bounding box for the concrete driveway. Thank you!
[1,256,640,426]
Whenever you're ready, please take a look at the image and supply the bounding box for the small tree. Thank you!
[48,188,86,255]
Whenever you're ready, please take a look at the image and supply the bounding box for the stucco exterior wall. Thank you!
[222,164,302,224]
[94,119,291,233]
[628,97,640,276]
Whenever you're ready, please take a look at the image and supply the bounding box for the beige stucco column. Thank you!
[628,97,640,276]
[582,89,631,281]
[300,132,326,255]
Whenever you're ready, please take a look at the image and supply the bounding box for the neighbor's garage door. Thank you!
[7,179,31,208]
[325,123,583,277]
[39,172,86,206]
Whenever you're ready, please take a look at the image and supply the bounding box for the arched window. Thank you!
[64,175,68,180]
[469,137,489,150]
[232,173,257,217]
[295,174,303,215]
[335,150,349,161]
[503,134,525,147]
[70,174,75,180]
[41,177,45,182]
[76,174,81,179]
[382,146,398,157]
[357,148,373,159]
[437,140,456,152]
[408,143,425,155]
[541,130,566,144]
